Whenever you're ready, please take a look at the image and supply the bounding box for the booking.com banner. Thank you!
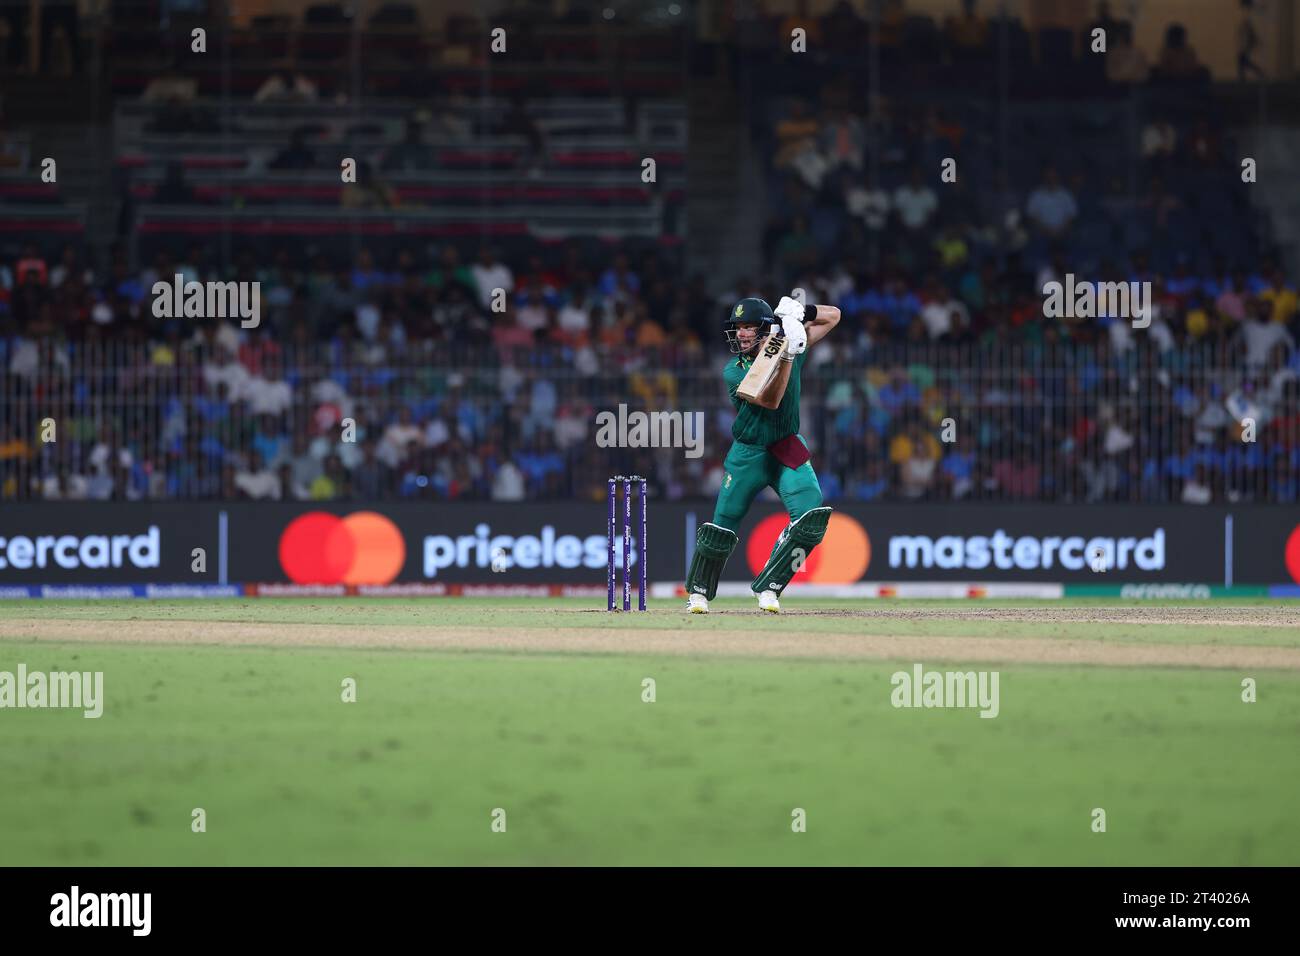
[2,503,1300,587]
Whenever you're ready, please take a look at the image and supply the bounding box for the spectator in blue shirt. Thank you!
[598,253,640,299]
[877,369,920,414]
[1026,167,1078,238]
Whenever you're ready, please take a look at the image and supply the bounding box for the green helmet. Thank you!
[723,296,775,353]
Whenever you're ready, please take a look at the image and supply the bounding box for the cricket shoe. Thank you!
[686,593,709,614]
[757,589,781,613]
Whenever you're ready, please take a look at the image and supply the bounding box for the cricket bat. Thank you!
[736,328,787,403]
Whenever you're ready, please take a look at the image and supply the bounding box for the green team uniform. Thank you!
[681,295,832,600]
[685,295,832,603]
[714,349,823,531]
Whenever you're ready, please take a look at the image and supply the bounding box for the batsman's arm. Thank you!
[803,303,841,349]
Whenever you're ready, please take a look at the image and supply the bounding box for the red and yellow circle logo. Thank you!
[745,512,871,585]
[1284,525,1300,584]
[279,511,406,585]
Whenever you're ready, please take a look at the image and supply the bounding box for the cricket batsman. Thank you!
[684,294,840,613]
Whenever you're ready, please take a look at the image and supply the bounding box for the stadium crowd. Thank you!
[2,228,1298,505]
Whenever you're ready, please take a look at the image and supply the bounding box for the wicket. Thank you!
[607,475,647,611]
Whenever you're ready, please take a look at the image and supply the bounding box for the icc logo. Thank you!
[279,511,405,585]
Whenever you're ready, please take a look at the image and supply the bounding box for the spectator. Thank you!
[279,461,308,501]
[253,71,319,103]
[114,461,146,501]
[14,244,48,285]
[351,440,390,499]
[919,277,969,340]
[312,421,363,470]
[557,288,593,336]
[1154,24,1205,81]
[235,451,281,500]
[1182,464,1213,504]
[893,167,938,233]
[1261,269,1298,326]
[379,407,422,469]
[890,420,940,498]
[141,63,197,104]
[819,107,865,174]
[1105,23,1149,85]
[845,173,891,233]
[1025,167,1078,237]
[773,100,822,184]
[598,253,640,300]
[515,283,550,332]
[1140,118,1177,164]
[242,363,293,417]
[1237,299,1295,368]
[471,247,514,310]
[1216,272,1249,323]
[427,244,476,296]
[941,448,975,499]
[932,224,970,272]
[992,445,1043,499]
[310,454,349,500]
[48,245,92,289]
[1237,0,1265,82]
[288,433,323,492]
[492,460,526,501]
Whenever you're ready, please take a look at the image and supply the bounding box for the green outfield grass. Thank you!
[3,596,1300,646]
[1,599,1297,865]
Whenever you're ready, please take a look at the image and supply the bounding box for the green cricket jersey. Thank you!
[724,349,808,446]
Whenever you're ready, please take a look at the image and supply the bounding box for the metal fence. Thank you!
[1,336,1296,504]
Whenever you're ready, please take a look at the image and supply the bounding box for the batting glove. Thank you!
[782,315,808,355]
[774,295,804,323]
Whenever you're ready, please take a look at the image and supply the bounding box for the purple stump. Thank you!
[639,476,647,611]
[623,477,632,611]
[607,477,616,611]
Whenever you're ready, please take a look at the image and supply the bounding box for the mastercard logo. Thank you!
[746,512,871,585]
[1285,525,1300,584]
[279,511,406,585]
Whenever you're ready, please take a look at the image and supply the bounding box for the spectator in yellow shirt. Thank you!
[889,423,941,465]
[0,424,30,465]
[1261,269,1297,324]
[774,100,820,169]
[630,369,678,409]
